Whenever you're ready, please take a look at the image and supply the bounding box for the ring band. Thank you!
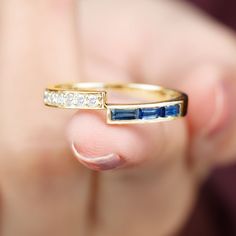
[44,82,188,124]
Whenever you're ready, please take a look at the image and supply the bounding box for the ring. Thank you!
[44,82,188,124]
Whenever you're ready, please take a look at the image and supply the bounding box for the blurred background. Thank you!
[0,0,236,236]
[181,0,236,235]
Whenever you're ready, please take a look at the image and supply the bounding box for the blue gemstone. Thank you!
[111,109,139,120]
[139,108,159,120]
[158,107,166,117]
[165,105,180,117]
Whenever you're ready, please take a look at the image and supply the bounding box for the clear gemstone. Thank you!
[73,94,85,107]
[65,93,74,106]
[57,93,65,105]
[50,92,55,104]
[87,94,99,107]
[52,92,59,104]
[46,92,52,104]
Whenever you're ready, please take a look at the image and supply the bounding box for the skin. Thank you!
[0,0,236,235]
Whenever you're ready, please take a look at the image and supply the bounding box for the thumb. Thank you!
[66,71,188,171]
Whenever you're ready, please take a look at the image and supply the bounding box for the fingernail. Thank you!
[204,78,235,137]
[71,142,124,171]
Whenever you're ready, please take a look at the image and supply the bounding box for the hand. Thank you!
[0,0,236,235]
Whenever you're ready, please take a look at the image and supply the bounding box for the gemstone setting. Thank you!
[73,94,86,106]
[110,104,180,122]
[165,104,180,117]
[65,93,74,106]
[139,108,159,120]
[111,109,140,120]
[158,107,166,117]
[44,90,104,109]
[87,94,99,107]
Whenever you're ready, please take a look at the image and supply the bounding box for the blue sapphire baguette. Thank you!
[111,104,180,121]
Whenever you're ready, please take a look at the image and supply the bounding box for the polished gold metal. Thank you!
[44,82,188,124]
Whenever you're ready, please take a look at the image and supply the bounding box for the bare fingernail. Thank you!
[71,142,124,171]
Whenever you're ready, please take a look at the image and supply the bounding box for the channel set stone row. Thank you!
[110,104,181,121]
[44,90,104,109]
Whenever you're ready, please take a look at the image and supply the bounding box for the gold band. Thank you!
[44,82,188,124]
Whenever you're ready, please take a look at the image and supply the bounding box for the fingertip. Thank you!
[66,111,160,171]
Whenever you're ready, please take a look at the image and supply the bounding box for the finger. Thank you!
[66,105,187,171]
[0,0,81,151]
[184,65,236,166]
[0,1,89,235]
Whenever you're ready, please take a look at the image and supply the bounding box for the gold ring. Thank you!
[44,82,188,124]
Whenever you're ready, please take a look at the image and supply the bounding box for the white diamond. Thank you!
[57,93,65,105]
[52,92,59,104]
[65,93,74,107]
[47,92,53,104]
[87,94,99,107]
[73,94,85,107]
[45,92,50,103]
